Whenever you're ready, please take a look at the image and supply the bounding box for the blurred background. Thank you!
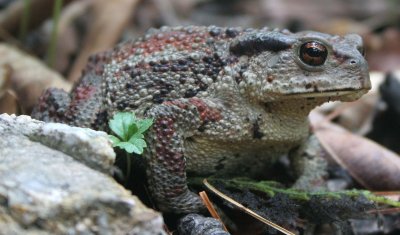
[0,1,399,234]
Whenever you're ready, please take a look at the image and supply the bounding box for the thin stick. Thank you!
[203,179,295,235]
[199,191,229,232]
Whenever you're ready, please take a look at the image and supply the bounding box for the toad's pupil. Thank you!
[306,47,322,57]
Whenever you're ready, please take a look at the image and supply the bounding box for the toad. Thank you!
[32,26,371,213]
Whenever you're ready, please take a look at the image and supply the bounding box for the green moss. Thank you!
[209,177,400,207]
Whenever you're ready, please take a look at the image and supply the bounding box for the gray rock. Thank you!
[0,114,165,235]
[0,114,115,174]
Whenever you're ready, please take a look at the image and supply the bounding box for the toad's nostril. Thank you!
[350,60,357,64]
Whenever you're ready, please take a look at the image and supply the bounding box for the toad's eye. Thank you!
[299,41,328,66]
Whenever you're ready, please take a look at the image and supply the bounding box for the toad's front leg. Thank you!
[290,134,328,190]
[144,98,223,214]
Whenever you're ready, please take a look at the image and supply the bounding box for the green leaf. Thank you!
[123,138,147,154]
[114,141,140,154]
[137,118,154,133]
[108,135,121,145]
[129,132,144,140]
[129,138,147,149]
[108,112,153,155]
[109,112,136,141]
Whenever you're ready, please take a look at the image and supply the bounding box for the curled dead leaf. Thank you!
[0,64,18,114]
[310,110,400,190]
[0,43,71,114]
[0,64,11,95]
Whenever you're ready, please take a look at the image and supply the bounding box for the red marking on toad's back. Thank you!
[163,98,222,122]
[65,85,97,119]
[66,85,97,113]
[115,31,208,61]
[189,98,222,122]
[72,85,96,102]
[163,100,189,110]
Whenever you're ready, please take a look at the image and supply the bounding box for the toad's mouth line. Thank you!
[283,88,368,98]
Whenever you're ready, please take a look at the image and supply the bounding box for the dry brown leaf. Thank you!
[0,64,18,114]
[67,0,139,83]
[0,90,19,114]
[0,64,11,94]
[0,89,18,114]
[0,43,71,114]
[310,110,400,190]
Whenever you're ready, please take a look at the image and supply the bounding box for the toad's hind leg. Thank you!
[32,72,106,129]
[144,98,222,213]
